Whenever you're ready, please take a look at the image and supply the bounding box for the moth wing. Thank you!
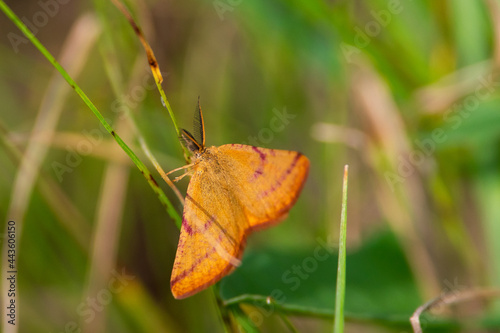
[171,144,309,299]
[218,144,309,229]
[170,166,246,299]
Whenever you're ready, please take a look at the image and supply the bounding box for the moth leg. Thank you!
[165,163,194,177]
[173,170,193,182]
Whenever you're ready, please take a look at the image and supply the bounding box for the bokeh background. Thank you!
[1,0,500,332]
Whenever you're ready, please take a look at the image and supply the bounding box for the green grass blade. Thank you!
[0,0,181,227]
[333,165,349,333]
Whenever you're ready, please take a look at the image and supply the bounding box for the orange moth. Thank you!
[170,101,309,299]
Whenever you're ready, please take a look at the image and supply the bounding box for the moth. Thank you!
[170,102,309,299]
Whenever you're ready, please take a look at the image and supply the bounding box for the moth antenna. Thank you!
[193,96,205,148]
[181,129,203,153]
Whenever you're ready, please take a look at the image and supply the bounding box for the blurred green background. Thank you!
[1,0,500,332]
